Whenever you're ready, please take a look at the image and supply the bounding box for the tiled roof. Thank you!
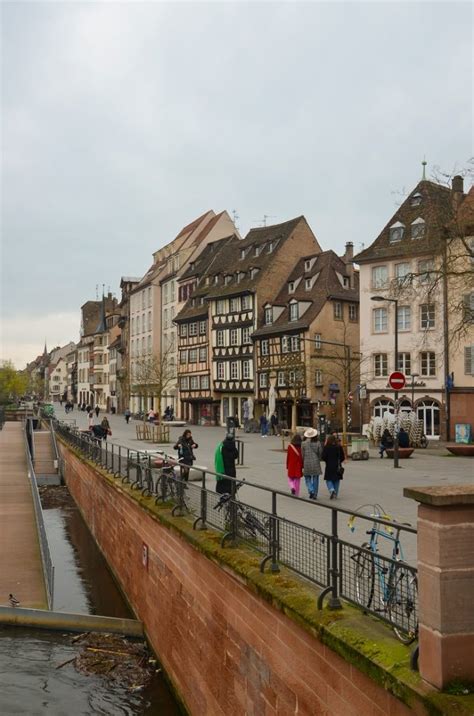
[458,186,474,232]
[175,210,213,239]
[252,250,358,338]
[353,180,454,264]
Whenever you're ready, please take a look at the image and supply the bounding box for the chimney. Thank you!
[343,242,354,288]
[452,175,464,194]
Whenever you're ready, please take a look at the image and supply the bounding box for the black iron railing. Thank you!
[54,420,418,641]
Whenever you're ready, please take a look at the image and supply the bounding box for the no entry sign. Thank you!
[389,371,406,390]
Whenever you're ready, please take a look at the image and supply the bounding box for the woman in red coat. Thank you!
[286,433,303,496]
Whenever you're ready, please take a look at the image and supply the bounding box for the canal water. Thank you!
[0,488,181,715]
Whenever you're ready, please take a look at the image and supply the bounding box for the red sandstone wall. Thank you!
[61,448,414,716]
[450,393,474,440]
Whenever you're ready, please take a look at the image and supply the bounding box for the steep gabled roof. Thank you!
[354,180,454,264]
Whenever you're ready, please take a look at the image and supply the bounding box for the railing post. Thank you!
[328,508,342,610]
[269,491,280,573]
[194,469,207,530]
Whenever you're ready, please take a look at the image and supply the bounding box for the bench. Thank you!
[446,444,474,457]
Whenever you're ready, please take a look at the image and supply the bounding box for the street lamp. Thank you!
[371,296,400,468]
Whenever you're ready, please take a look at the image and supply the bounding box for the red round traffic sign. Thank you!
[389,371,406,390]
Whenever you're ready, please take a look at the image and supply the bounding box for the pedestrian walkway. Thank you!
[0,423,48,609]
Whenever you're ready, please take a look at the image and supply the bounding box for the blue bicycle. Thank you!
[349,504,418,645]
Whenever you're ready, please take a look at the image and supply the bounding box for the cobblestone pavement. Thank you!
[55,406,473,564]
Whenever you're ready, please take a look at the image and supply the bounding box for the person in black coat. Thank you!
[380,428,394,457]
[321,434,345,500]
[216,434,239,495]
[398,427,410,448]
[174,430,198,480]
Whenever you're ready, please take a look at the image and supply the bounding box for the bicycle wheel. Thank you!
[387,565,418,644]
[354,544,375,608]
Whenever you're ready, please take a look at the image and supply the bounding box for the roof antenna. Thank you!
[422,158,427,180]
[252,214,276,227]
[232,209,239,230]
[95,284,99,300]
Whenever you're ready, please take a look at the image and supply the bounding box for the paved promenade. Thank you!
[55,406,474,564]
[0,423,47,609]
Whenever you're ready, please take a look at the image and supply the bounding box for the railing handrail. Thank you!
[22,423,54,609]
[48,418,60,465]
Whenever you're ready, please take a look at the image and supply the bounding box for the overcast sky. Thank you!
[1,1,472,368]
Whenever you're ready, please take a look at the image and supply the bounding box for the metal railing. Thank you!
[23,422,55,609]
[0,407,5,430]
[53,420,418,640]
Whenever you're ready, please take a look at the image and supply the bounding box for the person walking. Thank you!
[379,428,393,458]
[124,408,131,424]
[270,412,278,436]
[173,429,198,481]
[148,408,156,423]
[260,413,268,438]
[286,433,303,496]
[88,410,95,428]
[95,405,100,418]
[214,433,239,495]
[302,428,322,500]
[101,415,111,441]
[321,434,346,500]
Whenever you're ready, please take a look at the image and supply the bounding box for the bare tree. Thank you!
[131,344,176,422]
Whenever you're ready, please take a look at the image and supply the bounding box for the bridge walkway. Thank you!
[0,423,48,609]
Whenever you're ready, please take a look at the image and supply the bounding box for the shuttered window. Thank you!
[465,346,474,375]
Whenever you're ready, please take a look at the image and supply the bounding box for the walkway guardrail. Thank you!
[54,420,418,642]
[23,423,54,609]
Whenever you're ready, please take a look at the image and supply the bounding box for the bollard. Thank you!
[404,485,474,689]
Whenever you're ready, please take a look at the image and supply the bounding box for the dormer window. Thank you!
[289,302,299,321]
[410,193,422,207]
[250,267,259,279]
[264,306,273,325]
[255,245,261,257]
[214,275,219,285]
[411,217,426,239]
[224,275,232,285]
[189,262,195,271]
[240,248,246,260]
[343,277,349,288]
[289,281,295,293]
[389,222,405,243]
[206,277,210,285]
[305,278,312,290]
[268,241,273,253]
[304,259,313,272]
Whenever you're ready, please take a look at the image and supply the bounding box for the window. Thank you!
[190,376,199,390]
[255,245,261,257]
[214,275,219,285]
[305,278,312,291]
[217,330,225,347]
[230,297,240,313]
[216,299,225,314]
[189,349,197,363]
[389,222,405,243]
[147,335,152,353]
[418,259,434,283]
[259,372,268,388]
[420,351,436,376]
[372,266,388,289]
[349,304,358,321]
[315,369,323,386]
[261,339,269,356]
[180,324,187,337]
[242,295,251,310]
[277,371,285,387]
[410,193,422,207]
[314,333,322,349]
[291,335,300,352]
[180,376,189,390]
[398,306,411,331]
[420,304,435,329]
[463,293,474,323]
[267,241,273,253]
[230,328,239,346]
[201,375,209,389]
[395,263,411,285]
[242,327,251,344]
[305,259,312,271]
[199,320,206,335]
[250,268,259,279]
[281,336,289,353]
[373,307,388,333]
[224,275,232,285]
[411,218,426,239]
[242,360,251,379]
[289,281,295,293]
[189,322,197,336]
[289,302,299,321]
[374,353,388,377]
[333,302,343,320]
[230,362,239,380]
[240,248,246,260]
[180,350,187,364]
[397,352,411,375]
[464,345,474,375]
[199,347,207,362]
[217,362,225,380]
[372,399,394,418]
[265,307,273,325]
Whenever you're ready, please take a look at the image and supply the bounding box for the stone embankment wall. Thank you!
[59,443,466,716]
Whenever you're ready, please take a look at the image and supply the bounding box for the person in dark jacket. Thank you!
[215,434,239,495]
[95,405,100,418]
[398,427,410,448]
[90,424,107,440]
[380,428,394,457]
[321,434,345,499]
[174,429,198,480]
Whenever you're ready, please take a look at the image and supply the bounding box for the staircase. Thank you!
[34,431,59,484]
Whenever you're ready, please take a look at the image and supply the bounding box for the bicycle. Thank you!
[349,504,418,644]
[214,483,271,545]
[152,452,191,515]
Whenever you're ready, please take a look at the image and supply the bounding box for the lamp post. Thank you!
[371,296,400,468]
[410,373,419,409]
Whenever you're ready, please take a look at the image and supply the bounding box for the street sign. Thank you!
[388,371,406,390]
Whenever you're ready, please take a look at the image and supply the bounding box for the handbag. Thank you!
[337,464,344,477]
